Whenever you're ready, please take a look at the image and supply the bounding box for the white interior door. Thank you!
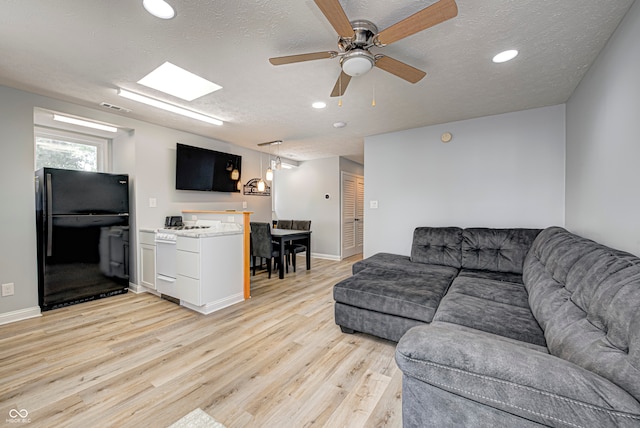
[342,172,364,259]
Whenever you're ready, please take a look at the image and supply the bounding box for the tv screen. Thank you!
[175,143,241,192]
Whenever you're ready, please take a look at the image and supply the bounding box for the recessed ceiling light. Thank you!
[312,101,327,109]
[138,62,222,101]
[492,49,519,63]
[53,114,118,133]
[333,121,347,128]
[143,0,175,19]
[118,89,223,126]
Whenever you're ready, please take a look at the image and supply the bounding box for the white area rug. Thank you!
[168,408,226,428]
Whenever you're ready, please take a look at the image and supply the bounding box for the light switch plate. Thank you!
[370,200,379,209]
[149,197,157,208]
[2,283,14,297]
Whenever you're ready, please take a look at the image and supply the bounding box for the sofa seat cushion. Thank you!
[433,276,546,347]
[334,267,456,323]
[352,252,459,277]
[396,324,640,428]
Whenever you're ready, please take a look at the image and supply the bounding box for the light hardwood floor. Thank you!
[0,255,402,427]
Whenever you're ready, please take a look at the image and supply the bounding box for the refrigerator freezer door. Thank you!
[44,168,129,215]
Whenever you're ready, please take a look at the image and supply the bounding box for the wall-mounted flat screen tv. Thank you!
[175,143,241,192]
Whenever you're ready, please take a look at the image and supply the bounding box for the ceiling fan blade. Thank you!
[313,0,354,38]
[269,51,337,66]
[375,56,426,83]
[330,71,352,97]
[376,0,458,46]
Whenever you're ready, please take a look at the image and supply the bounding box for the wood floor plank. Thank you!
[0,255,403,427]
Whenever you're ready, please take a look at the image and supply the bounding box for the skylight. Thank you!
[137,62,222,101]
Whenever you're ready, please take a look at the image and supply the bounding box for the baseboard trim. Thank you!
[0,306,42,326]
[311,253,341,261]
[181,293,244,315]
[129,283,159,296]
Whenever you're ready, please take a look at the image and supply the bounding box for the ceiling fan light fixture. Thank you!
[341,50,375,77]
[143,0,175,20]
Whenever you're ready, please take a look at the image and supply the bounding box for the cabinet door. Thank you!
[140,244,156,289]
[177,275,201,306]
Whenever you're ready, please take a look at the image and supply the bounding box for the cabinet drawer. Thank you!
[177,250,200,279]
[139,231,156,246]
[177,275,200,306]
[177,236,200,252]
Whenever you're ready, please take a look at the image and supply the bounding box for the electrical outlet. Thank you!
[2,282,15,297]
[370,200,379,209]
[242,201,247,209]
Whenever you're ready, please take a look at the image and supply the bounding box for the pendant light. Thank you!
[231,156,240,180]
[265,142,273,181]
[275,141,282,170]
[257,151,266,192]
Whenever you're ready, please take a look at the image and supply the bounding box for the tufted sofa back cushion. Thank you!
[411,227,463,268]
[523,227,640,402]
[461,228,541,274]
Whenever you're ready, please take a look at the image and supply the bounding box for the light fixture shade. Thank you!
[275,156,282,170]
[118,89,223,126]
[493,49,519,63]
[257,179,266,192]
[231,168,240,180]
[52,114,118,133]
[265,168,273,181]
[143,0,175,19]
[341,51,375,77]
[237,180,243,191]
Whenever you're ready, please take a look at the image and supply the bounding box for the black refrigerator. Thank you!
[35,167,130,311]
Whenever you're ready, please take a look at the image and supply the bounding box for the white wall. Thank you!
[565,0,640,256]
[0,85,271,317]
[364,105,566,257]
[274,157,341,258]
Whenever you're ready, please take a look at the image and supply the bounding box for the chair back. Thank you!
[292,220,311,230]
[277,219,292,229]
[250,222,273,258]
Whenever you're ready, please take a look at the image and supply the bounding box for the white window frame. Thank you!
[34,126,111,172]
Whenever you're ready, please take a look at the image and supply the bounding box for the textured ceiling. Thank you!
[0,0,635,164]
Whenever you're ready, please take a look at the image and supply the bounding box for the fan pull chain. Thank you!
[372,84,376,107]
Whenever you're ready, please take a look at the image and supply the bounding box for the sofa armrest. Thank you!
[396,324,640,427]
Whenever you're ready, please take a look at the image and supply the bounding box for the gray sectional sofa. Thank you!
[333,226,640,427]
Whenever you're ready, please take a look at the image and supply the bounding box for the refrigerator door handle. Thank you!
[46,173,53,257]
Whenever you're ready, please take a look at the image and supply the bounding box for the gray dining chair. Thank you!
[250,222,288,278]
[277,219,292,229]
[288,220,311,272]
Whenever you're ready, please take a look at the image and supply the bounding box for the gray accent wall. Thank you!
[364,105,566,258]
[565,0,640,256]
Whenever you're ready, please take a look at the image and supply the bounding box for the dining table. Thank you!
[271,229,312,279]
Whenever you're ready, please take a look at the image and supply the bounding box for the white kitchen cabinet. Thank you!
[175,233,243,312]
[139,231,156,289]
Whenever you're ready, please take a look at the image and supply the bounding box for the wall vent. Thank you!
[100,102,131,113]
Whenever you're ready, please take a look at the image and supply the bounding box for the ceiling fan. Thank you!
[269,0,458,97]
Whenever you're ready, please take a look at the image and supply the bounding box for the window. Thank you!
[35,127,110,172]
